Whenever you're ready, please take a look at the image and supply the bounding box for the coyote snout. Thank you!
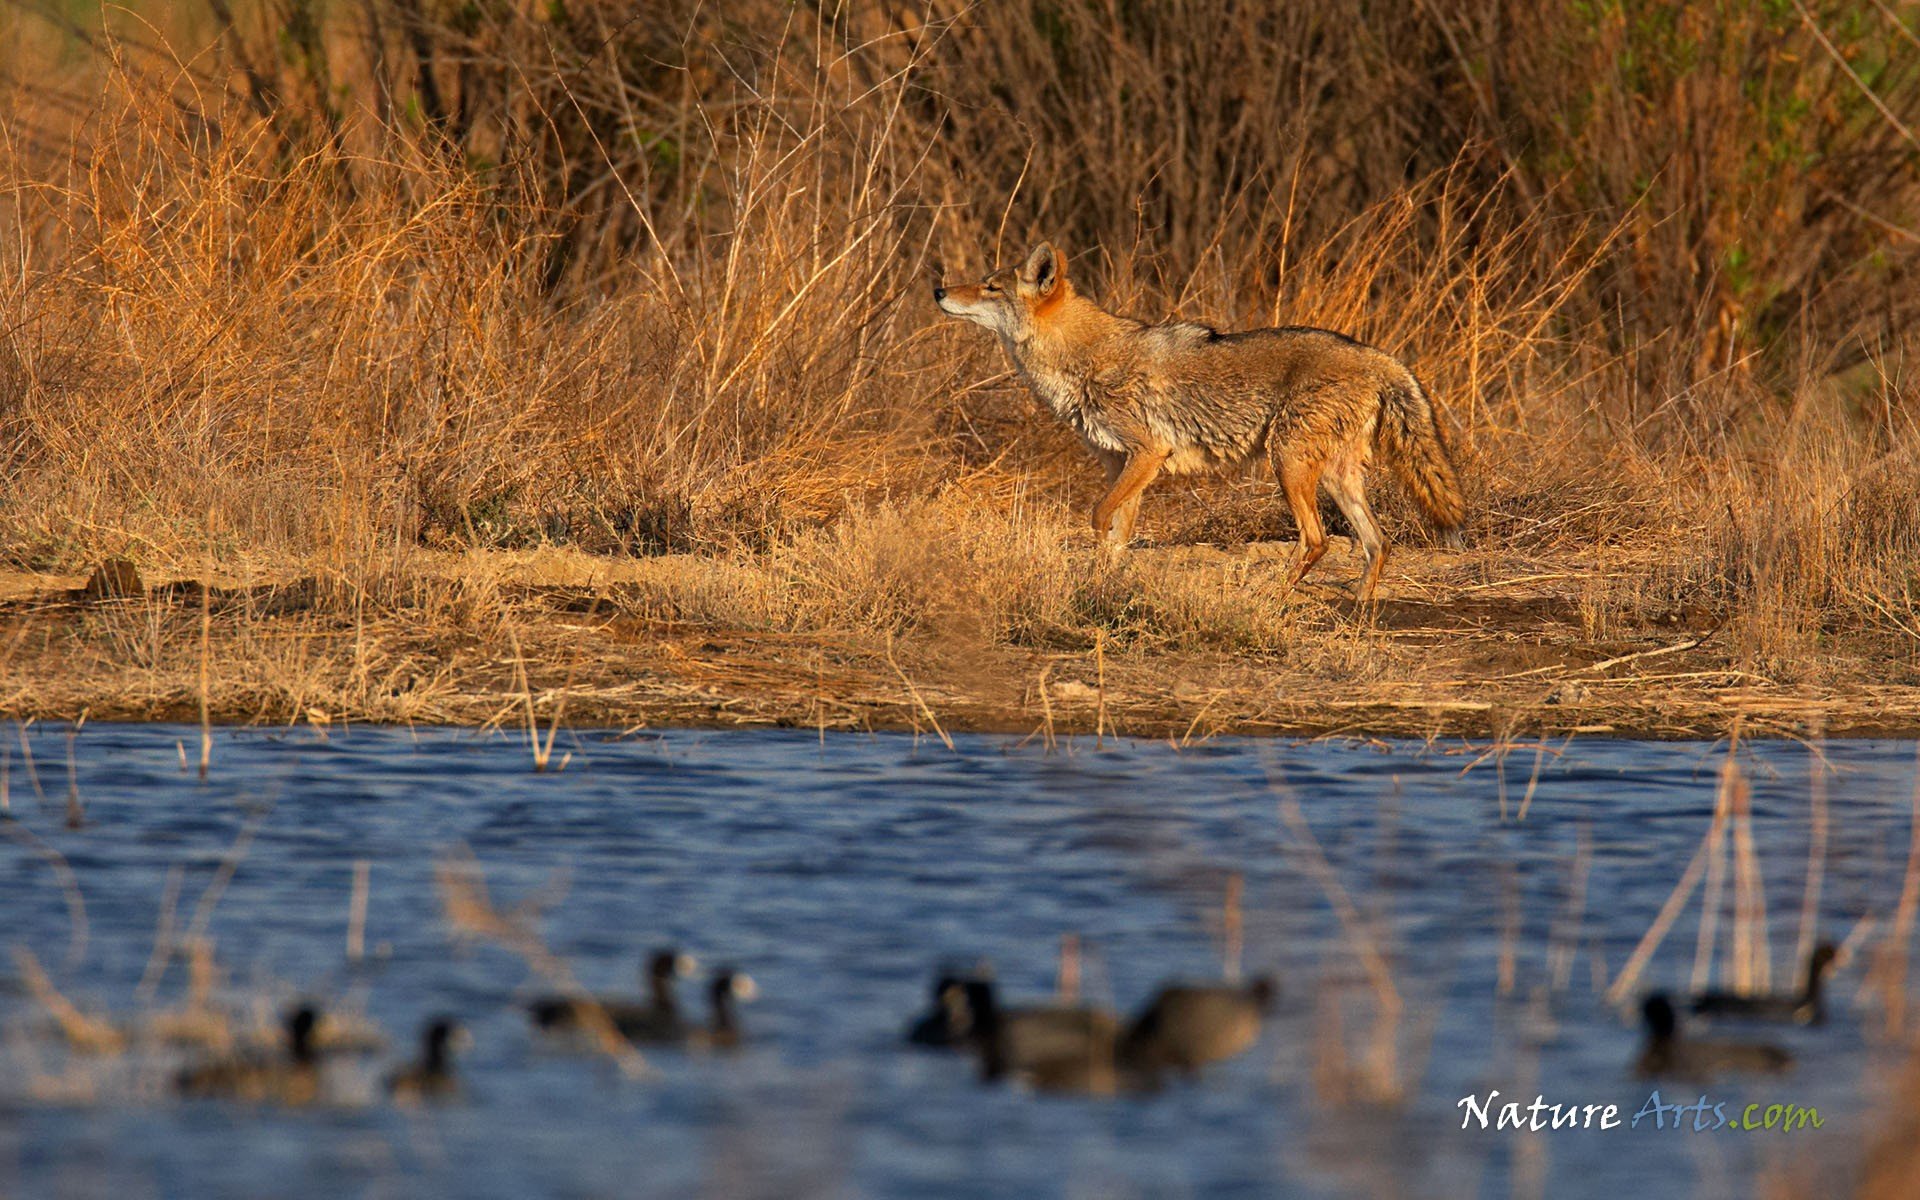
[935,241,1466,601]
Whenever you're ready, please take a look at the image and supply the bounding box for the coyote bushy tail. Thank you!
[1376,381,1466,542]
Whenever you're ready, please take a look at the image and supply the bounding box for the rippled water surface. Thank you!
[3,725,1917,1199]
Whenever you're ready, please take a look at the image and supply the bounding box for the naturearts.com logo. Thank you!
[1456,1090,1823,1133]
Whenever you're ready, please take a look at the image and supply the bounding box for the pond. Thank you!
[1,724,1915,1199]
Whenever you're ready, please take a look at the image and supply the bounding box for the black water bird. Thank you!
[688,968,757,1049]
[386,1016,468,1103]
[1120,977,1276,1076]
[176,1004,322,1105]
[906,970,992,1048]
[1635,992,1792,1079]
[959,979,1126,1093]
[1690,943,1838,1025]
[527,949,697,1041]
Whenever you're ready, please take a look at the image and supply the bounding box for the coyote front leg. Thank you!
[1095,450,1150,547]
[1092,448,1168,547]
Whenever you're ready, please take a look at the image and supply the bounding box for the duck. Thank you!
[1120,976,1276,1076]
[958,979,1125,1092]
[527,948,696,1041]
[1690,943,1837,1025]
[1634,992,1792,1079]
[906,971,990,1048]
[687,968,757,1050]
[176,1004,322,1105]
[385,1016,468,1104]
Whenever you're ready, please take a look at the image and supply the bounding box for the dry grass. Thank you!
[0,1,1917,732]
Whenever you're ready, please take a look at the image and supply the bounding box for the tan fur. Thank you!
[936,241,1466,600]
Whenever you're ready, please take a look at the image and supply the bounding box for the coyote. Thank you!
[934,242,1466,600]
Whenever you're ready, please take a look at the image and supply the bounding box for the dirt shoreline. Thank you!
[3,547,1918,742]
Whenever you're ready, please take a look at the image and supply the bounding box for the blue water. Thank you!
[1,725,1915,1199]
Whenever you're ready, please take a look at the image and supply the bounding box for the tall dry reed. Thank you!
[0,1,1915,669]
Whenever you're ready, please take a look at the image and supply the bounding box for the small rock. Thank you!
[1543,680,1590,706]
[80,558,144,600]
[1050,680,1099,703]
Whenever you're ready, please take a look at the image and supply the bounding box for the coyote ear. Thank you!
[1021,241,1063,296]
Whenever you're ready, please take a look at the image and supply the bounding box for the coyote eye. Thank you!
[982,283,1000,293]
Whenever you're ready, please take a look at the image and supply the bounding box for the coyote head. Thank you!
[934,241,1066,339]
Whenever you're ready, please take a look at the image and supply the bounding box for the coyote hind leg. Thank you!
[1279,455,1327,588]
[1324,452,1389,603]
